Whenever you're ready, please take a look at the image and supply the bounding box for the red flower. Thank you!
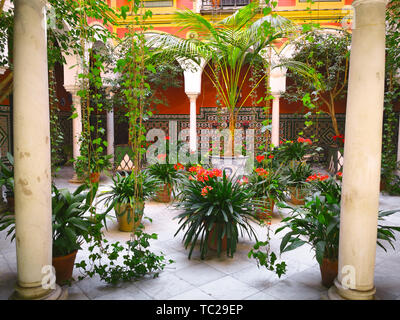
[268,155,274,159]
[297,137,305,143]
[174,163,185,171]
[165,136,170,140]
[240,176,249,185]
[256,155,265,163]
[255,167,269,177]
[201,185,213,197]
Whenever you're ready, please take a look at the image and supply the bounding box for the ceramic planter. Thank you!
[207,223,228,251]
[154,183,172,203]
[52,250,78,285]
[319,258,338,288]
[115,202,144,232]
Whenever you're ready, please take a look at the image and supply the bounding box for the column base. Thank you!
[328,279,376,300]
[68,173,84,184]
[10,284,68,300]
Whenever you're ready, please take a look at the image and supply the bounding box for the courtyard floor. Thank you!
[1,166,400,300]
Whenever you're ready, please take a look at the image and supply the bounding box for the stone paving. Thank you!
[0,165,400,300]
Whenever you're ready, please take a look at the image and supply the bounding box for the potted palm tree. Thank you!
[149,2,312,167]
[175,166,258,259]
[101,171,161,232]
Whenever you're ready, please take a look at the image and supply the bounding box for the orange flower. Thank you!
[174,163,185,171]
[256,155,265,163]
[201,185,213,197]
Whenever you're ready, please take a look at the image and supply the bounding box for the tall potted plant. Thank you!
[101,171,161,232]
[175,166,258,259]
[149,2,312,160]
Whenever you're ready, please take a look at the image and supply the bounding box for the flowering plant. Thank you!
[273,137,320,163]
[285,162,314,190]
[174,168,258,259]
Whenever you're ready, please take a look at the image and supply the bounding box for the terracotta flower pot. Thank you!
[52,250,78,285]
[319,258,338,288]
[89,172,100,183]
[289,187,307,205]
[256,198,275,220]
[115,202,144,232]
[154,184,172,203]
[6,195,14,211]
[207,223,228,251]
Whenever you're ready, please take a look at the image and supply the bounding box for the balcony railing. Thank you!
[201,0,251,11]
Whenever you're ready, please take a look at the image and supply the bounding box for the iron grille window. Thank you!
[201,0,251,10]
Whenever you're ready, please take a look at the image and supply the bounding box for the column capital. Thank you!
[64,85,80,95]
[271,93,281,99]
[186,93,199,100]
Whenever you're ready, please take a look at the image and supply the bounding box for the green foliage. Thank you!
[272,138,320,163]
[175,171,258,259]
[52,184,99,257]
[248,242,287,278]
[147,163,186,191]
[276,178,400,265]
[0,152,14,194]
[381,1,400,195]
[248,165,287,203]
[284,162,313,189]
[75,227,174,285]
[283,29,351,137]
[101,171,161,210]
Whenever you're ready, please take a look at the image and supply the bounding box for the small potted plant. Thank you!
[248,155,287,221]
[285,162,314,205]
[0,183,98,285]
[276,176,400,288]
[0,153,14,210]
[274,137,320,165]
[52,184,99,284]
[74,152,113,183]
[101,171,161,232]
[148,162,186,203]
[175,166,258,259]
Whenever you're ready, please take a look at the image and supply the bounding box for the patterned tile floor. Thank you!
[0,165,399,300]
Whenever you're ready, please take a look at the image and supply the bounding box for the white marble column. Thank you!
[271,94,280,147]
[328,0,387,300]
[11,0,65,300]
[187,93,198,152]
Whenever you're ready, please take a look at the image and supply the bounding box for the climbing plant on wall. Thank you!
[381,0,400,194]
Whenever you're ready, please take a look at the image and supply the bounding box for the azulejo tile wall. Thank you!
[59,107,347,163]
